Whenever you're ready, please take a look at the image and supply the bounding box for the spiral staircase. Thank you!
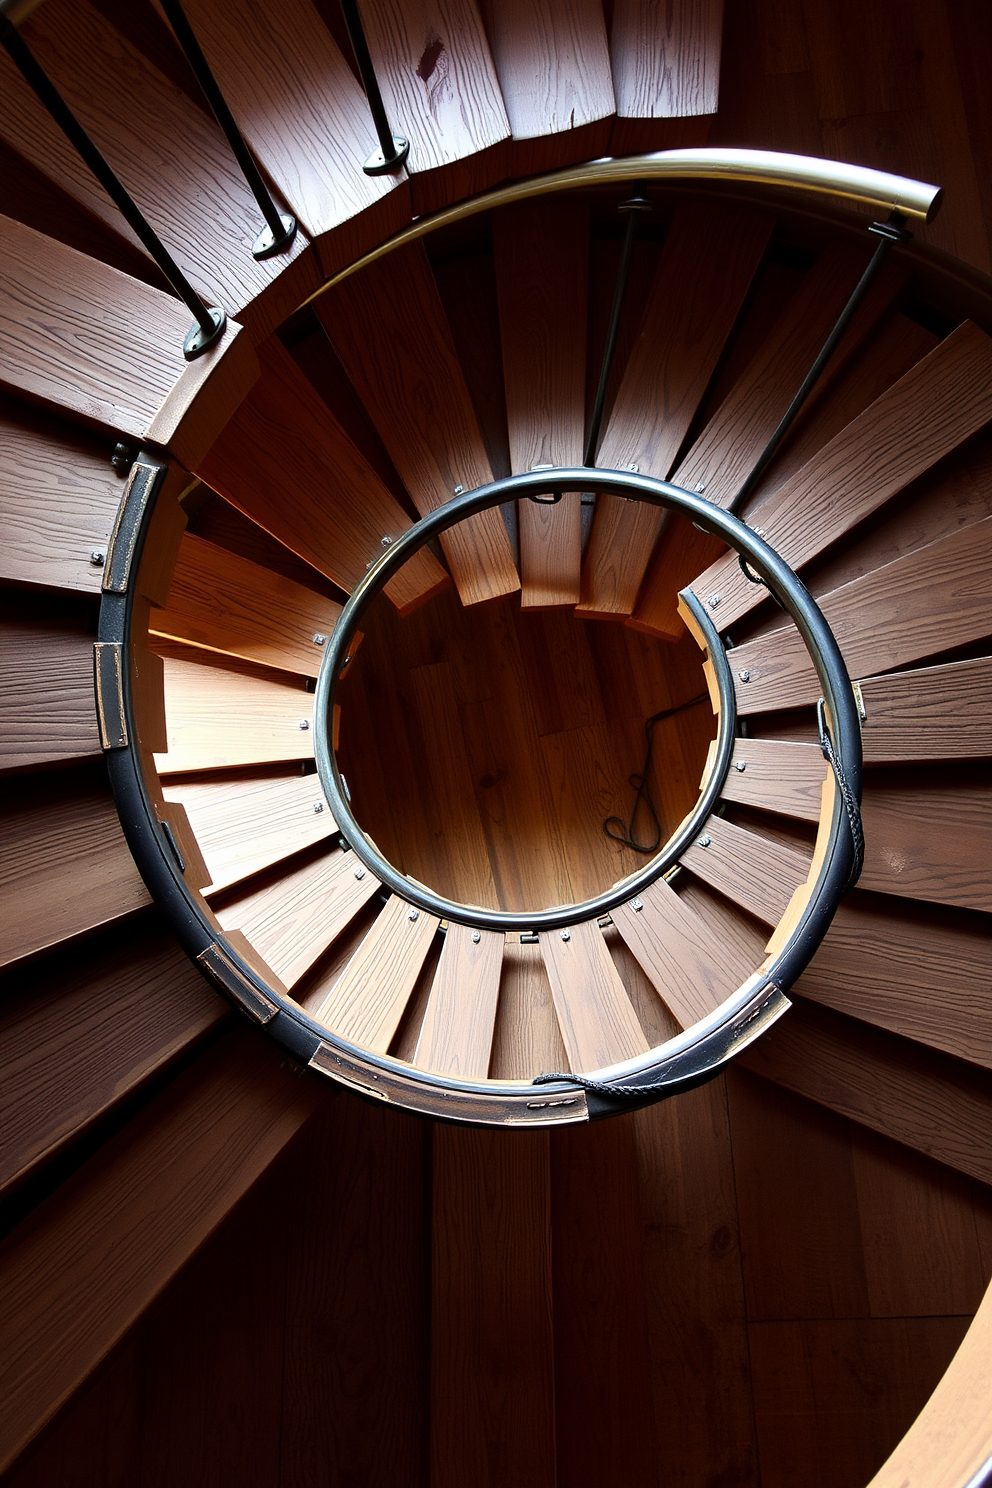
[1,1,991,1484]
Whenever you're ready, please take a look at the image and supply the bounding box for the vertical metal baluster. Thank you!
[583,192,652,468]
[0,13,226,359]
[338,0,409,176]
[157,0,297,260]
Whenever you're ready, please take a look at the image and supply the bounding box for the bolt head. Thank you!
[734,760,747,772]
[630,898,644,912]
[381,535,393,547]
[354,867,366,880]
[697,834,712,848]
[738,670,751,683]
[408,908,419,921]
[299,718,310,729]
[694,481,707,494]
[90,550,106,566]
[627,463,639,473]
[706,593,721,608]
[453,484,465,495]
[471,930,481,943]
[312,632,327,646]
[313,801,324,812]
[560,928,571,941]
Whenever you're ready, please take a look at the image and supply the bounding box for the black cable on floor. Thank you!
[603,692,710,854]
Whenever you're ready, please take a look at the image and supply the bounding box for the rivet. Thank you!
[313,801,324,812]
[472,930,481,943]
[560,928,571,941]
[381,535,393,547]
[408,907,419,921]
[89,550,106,566]
[697,834,712,848]
[734,761,747,772]
[453,484,465,495]
[706,593,721,608]
[312,632,327,646]
[299,718,310,729]
[738,670,751,683]
[630,898,643,912]
[354,867,366,880]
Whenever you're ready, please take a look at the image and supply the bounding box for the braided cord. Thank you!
[818,699,864,890]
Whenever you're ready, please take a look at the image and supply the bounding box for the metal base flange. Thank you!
[252,212,298,260]
[183,305,227,360]
[363,135,409,176]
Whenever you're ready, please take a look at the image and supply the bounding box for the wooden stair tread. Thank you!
[195,336,446,613]
[578,201,773,618]
[493,199,587,607]
[217,846,380,987]
[0,920,224,1199]
[859,776,991,914]
[151,532,346,678]
[413,923,504,1078]
[316,241,519,607]
[15,0,316,328]
[679,814,811,926]
[155,652,314,774]
[610,0,723,124]
[694,320,992,630]
[720,738,826,822]
[728,513,992,714]
[163,773,337,894]
[0,772,150,969]
[0,623,100,771]
[173,0,410,256]
[611,876,754,1029]
[800,896,992,1072]
[314,894,440,1053]
[540,919,648,1071]
[859,655,992,762]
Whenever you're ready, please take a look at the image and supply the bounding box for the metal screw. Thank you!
[110,441,137,475]
[627,463,639,473]
[694,481,707,494]
[697,834,712,848]
[706,593,721,609]
[354,867,366,880]
[299,718,310,729]
[738,670,751,683]
[560,929,571,941]
[89,550,105,567]
[734,761,747,772]
[408,907,419,921]
[381,535,393,547]
[630,898,644,912]
[472,930,481,943]
[453,484,465,495]
[312,632,327,646]
[751,525,766,538]
[313,801,324,812]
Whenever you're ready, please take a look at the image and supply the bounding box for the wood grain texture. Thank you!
[720,738,826,820]
[859,774,991,913]
[611,0,724,118]
[431,1126,554,1488]
[0,1027,319,1474]
[0,916,224,1197]
[0,407,123,592]
[729,516,992,714]
[494,199,587,606]
[612,876,755,1029]
[489,938,571,1079]
[313,894,440,1053]
[413,923,503,1077]
[478,0,614,144]
[18,0,315,325]
[162,773,336,894]
[154,651,314,773]
[694,321,992,629]
[216,846,380,987]
[680,812,811,925]
[860,655,992,762]
[540,918,649,1071]
[195,336,447,614]
[739,999,992,1186]
[316,241,519,606]
[0,769,150,969]
[578,201,773,617]
[151,532,344,678]
[0,623,99,771]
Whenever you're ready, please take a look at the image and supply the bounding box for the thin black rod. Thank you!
[339,0,404,167]
[157,0,294,251]
[0,14,217,337]
[728,216,910,515]
[584,196,650,466]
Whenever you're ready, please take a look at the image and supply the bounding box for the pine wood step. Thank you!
[155,651,314,774]
[679,814,812,927]
[413,922,504,1078]
[859,655,992,762]
[541,918,649,1071]
[609,0,723,154]
[313,893,440,1053]
[0,622,100,772]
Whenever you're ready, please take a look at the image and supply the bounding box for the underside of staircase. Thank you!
[1,1,991,1485]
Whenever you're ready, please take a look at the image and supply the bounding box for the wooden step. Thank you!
[150,532,347,678]
[0,405,124,593]
[859,774,990,914]
[0,768,150,969]
[608,0,723,154]
[693,321,992,631]
[357,0,511,214]
[727,514,992,714]
[162,772,337,894]
[195,335,447,614]
[859,655,992,762]
[679,814,811,926]
[577,201,773,618]
[478,0,615,173]
[611,876,756,1028]
[216,845,380,987]
[0,622,100,772]
[493,199,587,606]
[169,0,412,277]
[632,245,909,638]
[800,895,992,1072]
[738,999,992,1187]
[0,917,225,1200]
[313,894,440,1052]
[540,919,649,1071]
[315,240,520,607]
[413,923,504,1078]
[155,651,314,774]
[9,0,318,334]
[0,1027,320,1475]
[719,738,826,821]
